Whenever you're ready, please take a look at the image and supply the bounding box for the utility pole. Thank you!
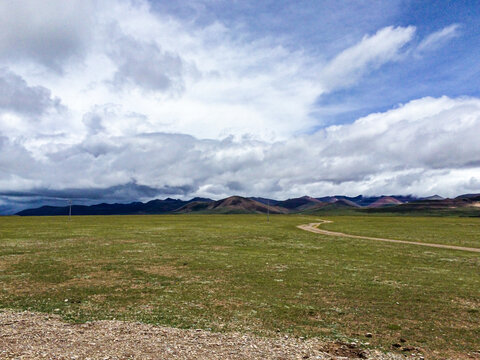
[68,199,72,220]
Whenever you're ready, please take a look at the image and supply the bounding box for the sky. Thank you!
[1,0,480,213]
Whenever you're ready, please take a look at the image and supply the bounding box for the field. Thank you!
[0,214,479,358]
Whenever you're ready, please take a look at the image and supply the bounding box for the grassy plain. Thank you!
[0,214,479,358]
[321,215,480,248]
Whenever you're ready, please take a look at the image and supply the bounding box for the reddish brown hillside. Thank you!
[194,196,289,214]
[175,201,211,213]
[334,198,362,207]
[368,196,403,208]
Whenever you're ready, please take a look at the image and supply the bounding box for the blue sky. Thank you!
[153,0,480,127]
[0,0,479,213]
[154,0,480,125]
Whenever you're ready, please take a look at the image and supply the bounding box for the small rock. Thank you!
[399,338,406,343]
[392,343,401,349]
[365,332,372,338]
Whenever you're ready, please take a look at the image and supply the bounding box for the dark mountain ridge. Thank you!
[276,196,324,211]
[14,193,480,216]
[16,198,212,216]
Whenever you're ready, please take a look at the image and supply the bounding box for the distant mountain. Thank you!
[316,196,339,203]
[455,193,480,201]
[334,198,362,207]
[276,196,324,211]
[366,195,480,215]
[248,197,280,206]
[303,200,360,214]
[368,196,403,208]
[316,195,416,207]
[421,195,445,201]
[174,201,211,213]
[192,196,288,214]
[176,196,288,214]
[16,197,213,216]
[387,195,417,203]
[189,197,215,203]
[15,193,480,216]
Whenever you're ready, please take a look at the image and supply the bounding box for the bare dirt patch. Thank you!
[138,264,183,278]
[0,310,409,359]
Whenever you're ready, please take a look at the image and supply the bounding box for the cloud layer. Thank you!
[0,0,479,213]
[2,95,480,212]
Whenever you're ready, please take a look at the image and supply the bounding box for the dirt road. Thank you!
[297,220,480,253]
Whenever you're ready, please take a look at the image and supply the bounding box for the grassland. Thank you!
[320,216,480,249]
[0,214,479,358]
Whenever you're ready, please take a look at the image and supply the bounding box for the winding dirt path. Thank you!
[297,220,480,253]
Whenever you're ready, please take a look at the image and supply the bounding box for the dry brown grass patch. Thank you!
[138,264,183,278]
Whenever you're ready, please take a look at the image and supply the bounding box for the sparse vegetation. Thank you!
[0,214,479,359]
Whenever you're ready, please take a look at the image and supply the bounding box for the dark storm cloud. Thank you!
[108,34,186,93]
[0,182,197,214]
[0,182,164,201]
[0,1,94,72]
[0,134,41,177]
[82,112,106,136]
[226,181,245,191]
[0,68,61,115]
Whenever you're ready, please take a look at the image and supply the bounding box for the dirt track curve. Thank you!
[297,220,480,253]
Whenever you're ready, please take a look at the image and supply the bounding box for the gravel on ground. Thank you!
[0,310,414,360]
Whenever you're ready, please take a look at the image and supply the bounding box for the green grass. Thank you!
[320,215,480,248]
[0,214,479,359]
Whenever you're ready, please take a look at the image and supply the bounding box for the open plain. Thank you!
[0,214,479,359]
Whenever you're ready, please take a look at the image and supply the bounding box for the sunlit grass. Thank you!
[0,214,478,358]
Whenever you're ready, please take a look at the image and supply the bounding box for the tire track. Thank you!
[297,220,480,253]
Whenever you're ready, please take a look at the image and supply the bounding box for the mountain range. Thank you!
[14,193,480,216]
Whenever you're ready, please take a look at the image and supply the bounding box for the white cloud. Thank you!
[1,96,480,209]
[320,26,416,91]
[0,0,477,212]
[1,1,422,142]
[416,24,460,53]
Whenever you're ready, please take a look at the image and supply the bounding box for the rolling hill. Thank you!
[14,193,480,216]
[276,196,325,211]
[367,196,404,208]
[176,196,288,214]
[365,195,480,215]
[16,198,213,216]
